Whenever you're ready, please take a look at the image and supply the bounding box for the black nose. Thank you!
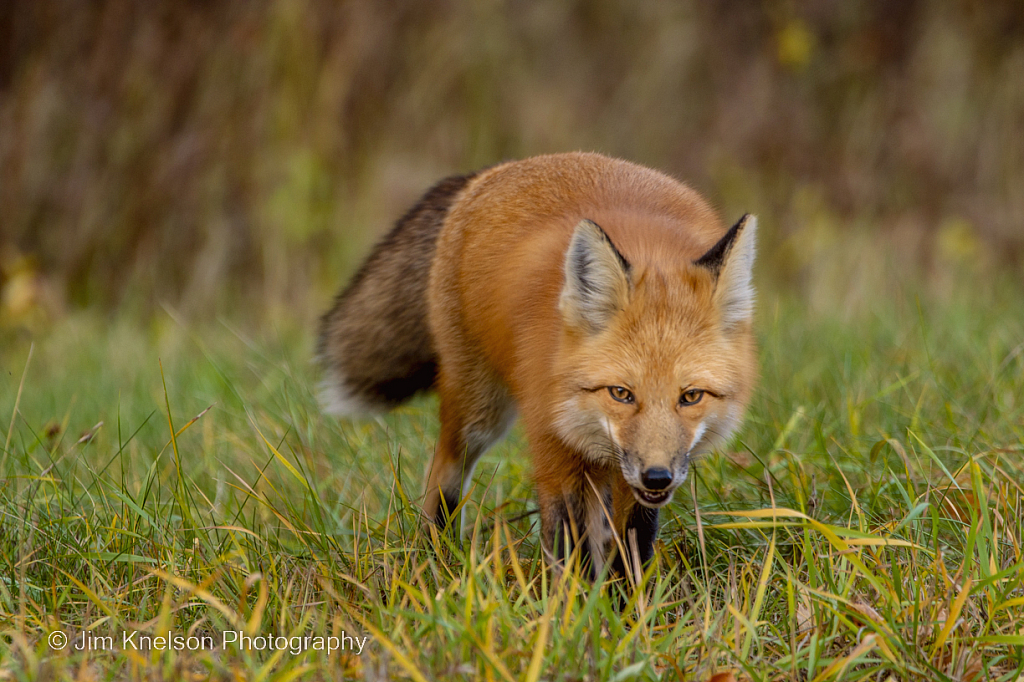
[641,467,673,490]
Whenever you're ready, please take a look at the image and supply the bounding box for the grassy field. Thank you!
[1,269,1023,681]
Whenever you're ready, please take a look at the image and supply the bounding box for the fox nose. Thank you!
[641,467,673,490]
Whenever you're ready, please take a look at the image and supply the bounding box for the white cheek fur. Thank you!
[601,416,620,446]
[553,397,620,464]
[688,421,707,453]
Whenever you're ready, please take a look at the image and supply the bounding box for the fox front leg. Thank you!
[424,370,516,537]
[539,488,592,579]
[537,479,616,581]
[610,478,660,582]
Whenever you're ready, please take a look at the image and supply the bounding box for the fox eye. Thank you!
[680,389,704,406]
[608,386,635,404]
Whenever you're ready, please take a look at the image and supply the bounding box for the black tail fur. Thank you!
[316,172,475,414]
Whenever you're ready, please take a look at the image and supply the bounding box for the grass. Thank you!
[1,272,1023,681]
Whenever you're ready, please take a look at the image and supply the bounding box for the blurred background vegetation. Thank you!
[1,0,1022,330]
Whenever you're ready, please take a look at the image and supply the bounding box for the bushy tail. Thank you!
[316,172,476,415]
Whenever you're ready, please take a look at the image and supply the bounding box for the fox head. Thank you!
[554,215,757,508]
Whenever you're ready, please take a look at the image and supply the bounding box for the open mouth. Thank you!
[633,487,673,506]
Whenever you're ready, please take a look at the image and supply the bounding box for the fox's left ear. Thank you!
[695,214,757,329]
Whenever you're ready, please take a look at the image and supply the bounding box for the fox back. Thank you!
[319,152,757,580]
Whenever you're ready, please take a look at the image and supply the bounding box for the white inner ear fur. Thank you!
[716,215,757,329]
[559,219,630,333]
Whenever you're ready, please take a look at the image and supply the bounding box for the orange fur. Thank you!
[424,153,757,575]
[321,152,758,578]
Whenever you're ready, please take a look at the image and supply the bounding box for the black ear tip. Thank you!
[573,218,631,275]
[694,214,750,274]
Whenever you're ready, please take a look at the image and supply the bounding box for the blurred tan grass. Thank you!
[1,0,1022,325]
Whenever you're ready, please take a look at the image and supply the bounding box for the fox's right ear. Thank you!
[560,219,631,334]
[695,214,757,329]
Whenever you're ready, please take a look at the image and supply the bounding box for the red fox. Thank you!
[318,152,757,578]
